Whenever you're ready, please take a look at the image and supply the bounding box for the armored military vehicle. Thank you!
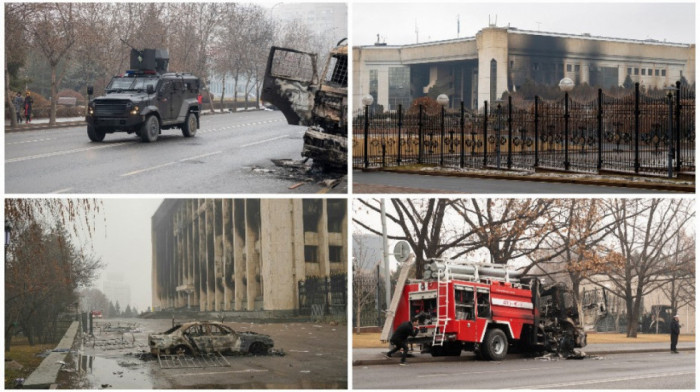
[261,39,347,171]
[86,48,201,142]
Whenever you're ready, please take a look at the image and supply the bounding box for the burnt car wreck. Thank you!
[261,39,348,171]
[148,321,274,357]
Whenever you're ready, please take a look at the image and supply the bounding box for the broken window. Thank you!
[326,199,346,233]
[476,289,490,318]
[270,49,315,83]
[305,245,319,263]
[324,54,347,88]
[455,286,475,320]
[303,199,322,233]
[329,245,343,263]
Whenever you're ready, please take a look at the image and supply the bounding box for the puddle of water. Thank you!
[77,353,155,389]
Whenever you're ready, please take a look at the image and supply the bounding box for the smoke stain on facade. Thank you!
[151,199,348,315]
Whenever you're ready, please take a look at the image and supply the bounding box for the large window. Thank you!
[388,67,410,111]
[369,69,378,108]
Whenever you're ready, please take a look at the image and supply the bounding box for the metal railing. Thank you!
[353,82,694,177]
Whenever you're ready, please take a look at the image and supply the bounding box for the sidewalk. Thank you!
[353,342,696,366]
[23,321,80,388]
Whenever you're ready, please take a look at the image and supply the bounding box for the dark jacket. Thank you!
[391,321,417,343]
[671,319,681,336]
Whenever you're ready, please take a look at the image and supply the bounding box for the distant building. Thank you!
[151,199,347,314]
[354,25,695,111]
[103,272,132,310]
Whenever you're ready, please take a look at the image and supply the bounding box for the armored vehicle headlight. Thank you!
[88,106,94,116]
[130,106,139,115]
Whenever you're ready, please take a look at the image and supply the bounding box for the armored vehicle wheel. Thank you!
[140,115,160,142]
[182,112,197,137]
[482,328,508,361]
[87,124,105,142]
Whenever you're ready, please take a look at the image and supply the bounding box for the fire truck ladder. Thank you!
[432,267,450,347]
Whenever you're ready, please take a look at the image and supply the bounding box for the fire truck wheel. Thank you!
[482,328,508,361]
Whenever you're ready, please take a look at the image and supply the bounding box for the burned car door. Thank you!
[187,323,240,354]
[261,47,318,126]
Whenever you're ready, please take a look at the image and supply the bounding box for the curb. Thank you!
[5,121,85,132]
[363,167,695,193]
[352,347,695,366]
[23,321,80,388]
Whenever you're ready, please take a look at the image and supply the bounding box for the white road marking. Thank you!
[511,370,694,389]
[169,369,269,377]
[6,137,57,145]
[50,188,73,194]
[120,151,222,177]
[241,135,288,148]
[6,142,133,163]
[418,366,557,378]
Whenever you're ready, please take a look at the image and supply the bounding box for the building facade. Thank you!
[151,199,347,314]
[354,25,695,111]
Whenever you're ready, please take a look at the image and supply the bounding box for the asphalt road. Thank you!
[353,351,694,389]
[353,171,678,194]
[5,111,346,194]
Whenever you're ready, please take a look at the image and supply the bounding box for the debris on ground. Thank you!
[288,182,305,190]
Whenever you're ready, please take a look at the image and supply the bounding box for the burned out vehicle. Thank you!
[384,259,586,361]
[148,321,273,356]
[261,39,347,171]
[86,48,201,143]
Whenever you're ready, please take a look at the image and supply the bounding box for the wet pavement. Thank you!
[56,318,347,389]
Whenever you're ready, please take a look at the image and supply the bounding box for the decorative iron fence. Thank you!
[298,274,347,319]
[353,82,694,176]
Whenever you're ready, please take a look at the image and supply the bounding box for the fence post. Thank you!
[440,105,445,166]
[507,95,513,169]
[418,105,424,164]
[597,89,603,171]
[534,96,539,167]
[397,104,402,166]
[483,101,488,168]
[363,104,369,168]
[564,92,570,171]
[634,83,640,173]
[666,91,674,178]
[675,80,681,171]
[460,101,465,168]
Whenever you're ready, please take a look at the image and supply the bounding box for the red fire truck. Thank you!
[384,259,586,360]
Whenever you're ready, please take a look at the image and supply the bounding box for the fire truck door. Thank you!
[455,286,478,342]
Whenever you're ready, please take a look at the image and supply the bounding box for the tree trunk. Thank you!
[5,324,13,352]
[356,306,362,334]
[50,66,58,126]
[219,75,226,113]
[5,60,17,129]
[233,75,239,113]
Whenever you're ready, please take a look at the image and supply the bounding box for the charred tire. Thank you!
[87,124,105,142]
[482,328,508,361]
[140,115,160,142]
[173,345,191,356]
[182,112,197,137]
[248,342,269,355]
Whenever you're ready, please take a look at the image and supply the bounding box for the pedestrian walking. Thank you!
[384,317,418,365]
[24,91,34,123]
[13,92,23,123]
[670,314,681,353]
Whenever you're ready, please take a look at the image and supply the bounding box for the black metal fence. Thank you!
[298,275,347,319]
[353,82,694,176]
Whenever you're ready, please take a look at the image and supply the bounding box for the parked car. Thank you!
[148,321,274,356]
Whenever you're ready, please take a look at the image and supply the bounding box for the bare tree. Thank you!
[451,198,558,264]
[659,230,695,316]
[593,199,694,337]
[353,232,381,333]
[354,199,462,275]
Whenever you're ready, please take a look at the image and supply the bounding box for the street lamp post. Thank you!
[559,78,575,171]
[664,86,677,178]
[437,94,449,166]
[362,95,374,168]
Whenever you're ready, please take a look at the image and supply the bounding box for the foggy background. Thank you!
[353,3,695,46]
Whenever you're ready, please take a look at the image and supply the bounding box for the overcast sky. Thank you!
[353,2,695,46]
[76,199,162,311]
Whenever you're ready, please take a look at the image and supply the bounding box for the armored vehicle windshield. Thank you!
[106,75,158,92]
